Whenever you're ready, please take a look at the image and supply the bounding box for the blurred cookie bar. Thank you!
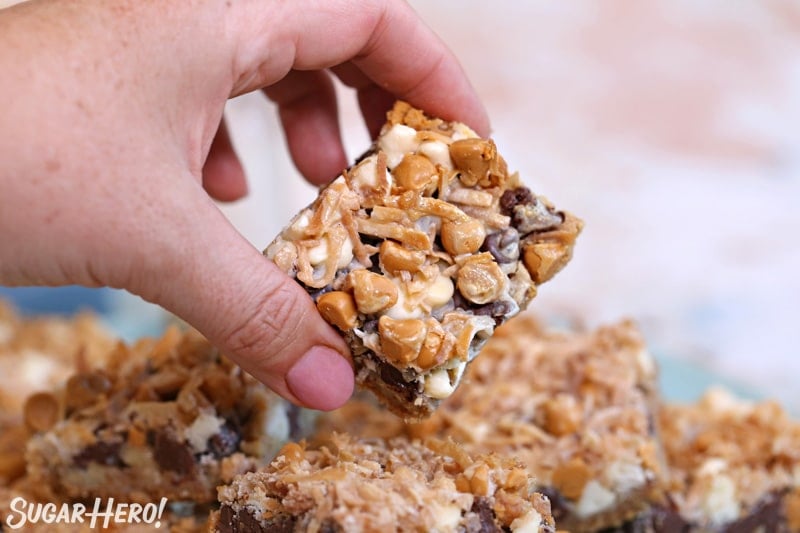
[24,327,314,504]
[0,300,114,418]
[318,316,664,532]
[266,101,582,420]
[211,433,556,533]
[617,388,800,532]
[0,301,115,485]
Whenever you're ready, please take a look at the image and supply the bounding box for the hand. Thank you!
[0,0,489,410]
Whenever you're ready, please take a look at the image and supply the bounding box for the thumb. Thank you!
[139,188,354,411]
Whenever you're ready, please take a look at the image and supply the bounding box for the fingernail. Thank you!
[286,346,354,411]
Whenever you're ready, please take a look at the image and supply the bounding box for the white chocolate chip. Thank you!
[307,234,353,269]
[185,413,224,453]
[419,140,453,169]
[604,460,647,495]
[574,480,616,518]
[349,155,392,190]
[429,503,462,530]
[338,236,354,269]
[424,368,457,400]
[307,240,328,266]
[423,360,467,400]
[702,473,740,526]
[451,123,479,141]
[424,275,454,310]
[284,210,312,240]
[509,509,544,533]
[378,124,420,168]
[264,399,291,443]
[384,284,424,320]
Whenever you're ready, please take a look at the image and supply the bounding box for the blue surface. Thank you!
[0,286,112,315]
[655,351,760,404]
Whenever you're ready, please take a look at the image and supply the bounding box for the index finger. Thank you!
[229,0,490,136]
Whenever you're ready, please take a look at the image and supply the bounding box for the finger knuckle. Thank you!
[221,282,307,364]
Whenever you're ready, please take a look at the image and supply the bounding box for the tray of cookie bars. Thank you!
[1,103,799,532]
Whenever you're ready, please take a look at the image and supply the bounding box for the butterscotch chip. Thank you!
[540,394,582,436]
[265,101,582,420]
[552,457,591,500]
[23,392,59,432]
[64,371,111,411]
[316,291,358,331]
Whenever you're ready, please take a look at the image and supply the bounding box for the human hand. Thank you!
[0,0,488,410]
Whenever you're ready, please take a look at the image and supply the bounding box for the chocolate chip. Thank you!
[318,521,343,533]
[378,361,417,402]
[500,187,533,215]
[150,431,195,476]
[649,506,690,533]
[362,319,379,335]
[307,285,334,301]
[216,505,236,533]
[469,497,501,533]
[207,422,241,459]
[482,229,519,264]
[73,441,124,468]
[216,506,281,533]
[473,301,513,319]
[512,203,563,234]
[724,492,783,533]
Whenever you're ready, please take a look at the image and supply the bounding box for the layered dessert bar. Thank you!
[24,327,313,504]
[211,433,556,532]
[266,101,582,419]
[617,388,800,532]
[317,316,665,532]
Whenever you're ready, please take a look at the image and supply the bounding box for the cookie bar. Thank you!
[615,388,800,532]
[24,326,314,504]
[265,101,582,419]
[320,316,665,532]
[0,301,115,485]
[211,433,556,533]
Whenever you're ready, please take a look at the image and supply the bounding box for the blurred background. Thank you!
[3,1,799,410]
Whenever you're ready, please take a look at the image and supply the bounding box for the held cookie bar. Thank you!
[617,388,800,532]
[211,433,556,533]
[24,327,314,504]
[265,101,582,419]
[325,316,665,532]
